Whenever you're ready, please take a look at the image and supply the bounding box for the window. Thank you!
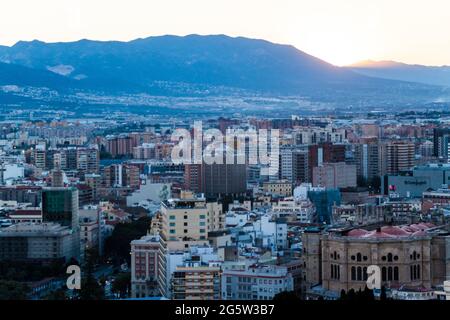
[169,215,176,220]
[199,215,206,219]
[410,265,421,281]
[388,267,393,281]
[330,265,340,280]
[357,253,362,262]
[200,221,206,226]
[200,229,206,233]
[169,222,176,227]
[169,229,175,234]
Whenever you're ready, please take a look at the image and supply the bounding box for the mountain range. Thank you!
[349,60,450,87]
[0,35,448,108]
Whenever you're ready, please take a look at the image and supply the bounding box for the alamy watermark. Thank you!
[366,265,381,290]
[66,265,81,290]
[171,121,280,176]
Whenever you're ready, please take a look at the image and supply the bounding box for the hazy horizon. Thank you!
[1,0,450,66]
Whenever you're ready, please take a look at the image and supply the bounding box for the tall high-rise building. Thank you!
[354,141,380,182]
[85,173,102,200]
[64,148,78,170]
[201,162,246,197]
[106,135,135,157]
[280,145,309,184]
[33,144,46,170]
[41,187,80,261]
[122,164,140,189]
[433,128,450,159]
[385,141,415,175]
[308,143,346,181]
[312,162,357,189]
[102,164,140,189]
[184,164,202,193]
[293,148,309,184]
[76,147,99,174]
[280,146,294,182]
[42,187,79,228]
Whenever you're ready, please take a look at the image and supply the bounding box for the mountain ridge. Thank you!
[0,34,446,107]
[349,60,450,87]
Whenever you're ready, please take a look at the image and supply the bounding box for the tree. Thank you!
[78,250,104,300]
[112,272,131,298]
[44,288,67,300]
[0,280,29,300]
[363,286,374,300]
[272,291,301,302]
[347,289,356,300]
[380,286,387,300]
[104,216,152,265]
[339,287,375,301]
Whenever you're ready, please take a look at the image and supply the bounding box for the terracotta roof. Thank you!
[346,223,434,239]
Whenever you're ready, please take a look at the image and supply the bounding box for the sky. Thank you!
[1,0,450,66]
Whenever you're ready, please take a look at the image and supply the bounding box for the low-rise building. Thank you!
[221,263,294,300]
[263,180,292,197]
[0,223,78,263]
[131,234,160,298]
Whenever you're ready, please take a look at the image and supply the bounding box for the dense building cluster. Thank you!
[1,115,450,300]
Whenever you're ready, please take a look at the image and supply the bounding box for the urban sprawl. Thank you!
[1,113,450,301]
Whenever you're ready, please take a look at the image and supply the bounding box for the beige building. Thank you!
[131,235,160,298]
[303,224,450,297]
[384,141,415,175]
[160,191,223,242]
[263,180,292,197]
[172,265,221,300]
[312,162,357,189]
[79,207,101,253]
[85,174,102,200]
[158,191,222,298]
[0,223,78,262]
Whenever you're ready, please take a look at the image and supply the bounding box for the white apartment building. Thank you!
[221,263,294,300]
[272,197,314,223]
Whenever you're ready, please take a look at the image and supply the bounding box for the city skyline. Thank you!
[1,0,450,66]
